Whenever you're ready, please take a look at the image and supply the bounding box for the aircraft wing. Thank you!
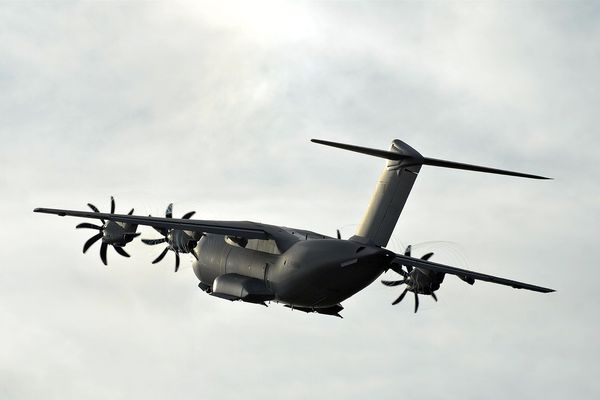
[34,208,271,239]
[393,253,554,293]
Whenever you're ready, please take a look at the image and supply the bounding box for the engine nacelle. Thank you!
[211,273,274,304]
[167,229,199,253]
[411,268,445,294]
[102,221,138,246]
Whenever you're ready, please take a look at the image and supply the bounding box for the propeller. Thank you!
[76,196,139,266]
[142,203,197,272]
[382,245,438,313]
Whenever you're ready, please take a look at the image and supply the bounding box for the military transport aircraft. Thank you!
[34,139,554,316]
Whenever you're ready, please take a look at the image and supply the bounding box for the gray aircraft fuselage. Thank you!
[192,231,392,309]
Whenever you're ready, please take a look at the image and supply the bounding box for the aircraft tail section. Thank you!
[350,139,423,247]
[311,139,550,248]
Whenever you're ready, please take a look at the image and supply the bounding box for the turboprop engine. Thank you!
[141,203,201,272]
[382,245,445,313]
[76,196,139,265]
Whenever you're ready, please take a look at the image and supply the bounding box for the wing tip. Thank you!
[515,285,555,293]
[33,207,58,214]
[33,208,69,217]
[537,288,555,293]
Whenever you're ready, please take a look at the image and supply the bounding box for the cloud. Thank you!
[1,1,598,399]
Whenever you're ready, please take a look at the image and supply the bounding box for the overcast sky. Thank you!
[1,1,599,399]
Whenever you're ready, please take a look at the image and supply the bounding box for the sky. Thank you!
[1,1,599,399]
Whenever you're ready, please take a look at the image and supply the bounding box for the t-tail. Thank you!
[311,138,550,248]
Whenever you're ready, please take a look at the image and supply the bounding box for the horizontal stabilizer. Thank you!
[311,138,551,180]
[311,139,406,160]
[422,157,550,180]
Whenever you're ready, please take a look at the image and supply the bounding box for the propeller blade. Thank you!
[100,243,108,266]
[336,229,341,240]
[148,215,168,236]
[166,203,173,219]
[392,288,409,305]
[152,247,169,264]
[175,252,180,272]
[421,252,434,261]
[389,264,408,277]
[87,203,105,223]
[431,292,438,302]
[124,232,141,239]
[83,232,103,253]
[110,196,115,214]
[114,246,130,258]
[414,292,419,313]
[404,245,413,272]
[152,225,168,236]
[128,208,134,215]
[142,238,167,245]
[182,211,196,220]
[76,222,102,230]
[381,279,406,287]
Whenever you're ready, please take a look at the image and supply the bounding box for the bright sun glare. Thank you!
[199,1,319,44]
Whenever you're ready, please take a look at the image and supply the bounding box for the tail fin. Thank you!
[312,138,550,247]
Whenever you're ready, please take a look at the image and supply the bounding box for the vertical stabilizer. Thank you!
[355,140,423,247]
